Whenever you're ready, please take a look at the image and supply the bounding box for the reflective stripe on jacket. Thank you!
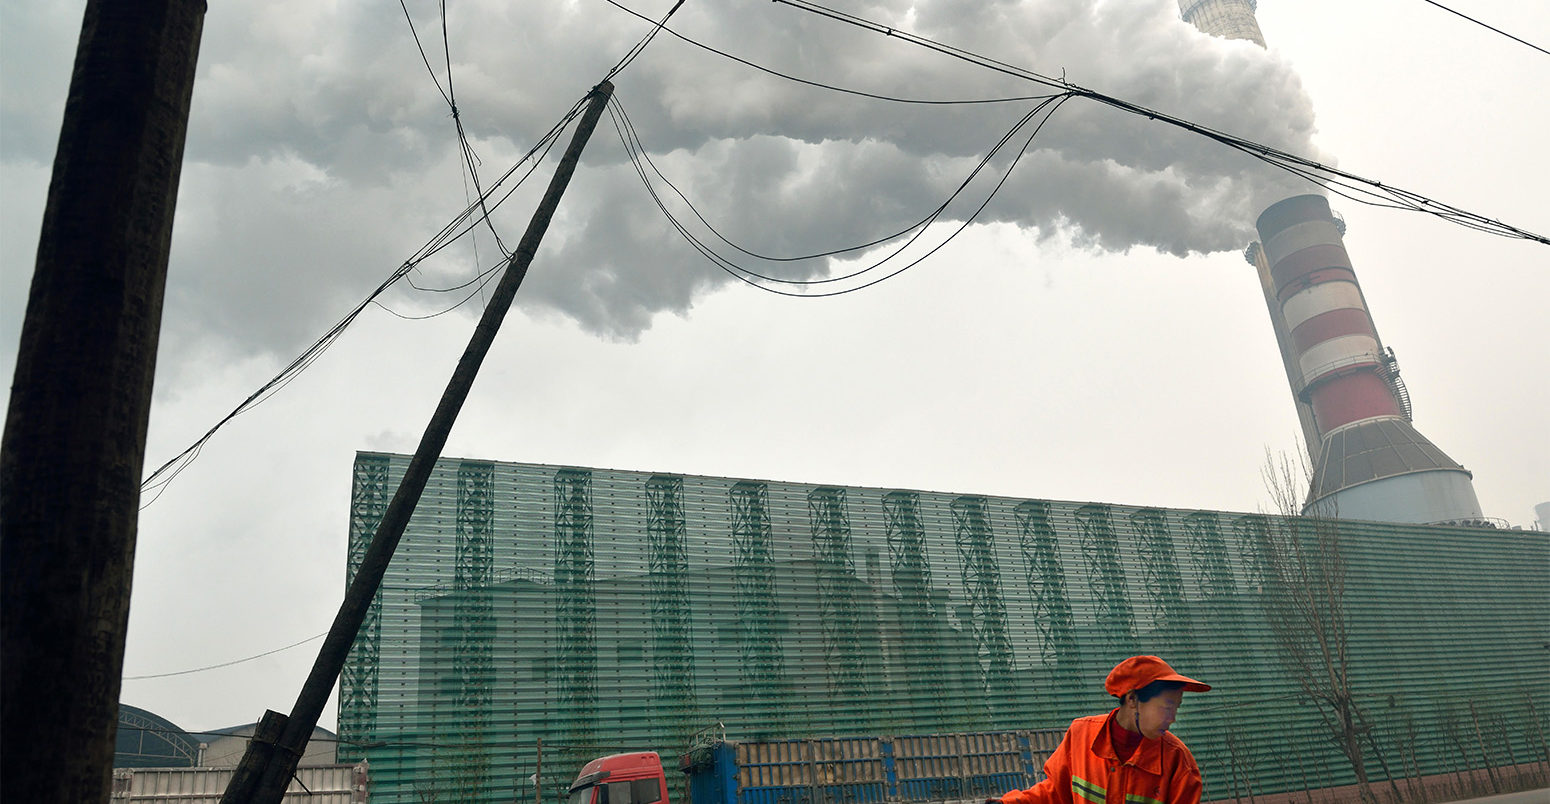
[997,710,1202,804]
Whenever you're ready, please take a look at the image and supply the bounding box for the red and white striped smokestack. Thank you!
[1259,196,1402,432]
[1255,195,1484,525]
[1179,1,1488,526]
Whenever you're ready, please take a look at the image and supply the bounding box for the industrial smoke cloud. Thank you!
[1,0,1327,354]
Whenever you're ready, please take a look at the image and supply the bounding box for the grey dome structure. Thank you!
[116,704,199,769]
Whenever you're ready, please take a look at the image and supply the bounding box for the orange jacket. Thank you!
[996,711,1202,804]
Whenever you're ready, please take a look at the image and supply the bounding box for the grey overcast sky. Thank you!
[2,0,1546,735]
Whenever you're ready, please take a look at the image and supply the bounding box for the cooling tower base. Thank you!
[1304,417,1483,524]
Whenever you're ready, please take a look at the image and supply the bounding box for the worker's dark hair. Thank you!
[1121,680,1185,703]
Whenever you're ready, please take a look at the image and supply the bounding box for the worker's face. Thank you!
[1132,688,1184,740]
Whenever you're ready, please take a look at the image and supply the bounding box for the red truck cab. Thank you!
[567,752,670,804]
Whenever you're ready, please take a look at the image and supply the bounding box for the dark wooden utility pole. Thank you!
[220,80,615,804]
[0,1,206,801]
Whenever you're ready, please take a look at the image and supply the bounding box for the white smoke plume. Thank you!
[1,0,1326,351]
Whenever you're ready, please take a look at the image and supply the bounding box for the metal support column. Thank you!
[951,496,1016,723]
[646,475,696,744]
[1074,504,1136,663]
[731,481,788,734]
[554,468,597,765]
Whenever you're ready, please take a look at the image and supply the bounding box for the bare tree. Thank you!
[1260,444,1312,519]
[1523,693,1550,788]
[1360,708,1405,804]
[1255,446,1383,804]
[1486,708,1522,791]
[1224,723,1258,804]
[1437,709,1475,800]
[1392,711,1427,804]
[1467,700,1502,794]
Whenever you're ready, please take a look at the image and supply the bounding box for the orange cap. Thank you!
[1104,655,1211,696]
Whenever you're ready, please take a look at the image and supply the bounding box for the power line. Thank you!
[612,91,1065,269]
[400,0,511,301]
[600,0,1059,107]
[592,0,1071,295]
[122,632,328,680]
[601,0,689,83]
[610,90,1074,297]
[599,0,1543,297]
[396,0,451,106]
[140,4,690,501]
[139,102,583,504]
[768,0,1548,246]
[1419,0,1549,56]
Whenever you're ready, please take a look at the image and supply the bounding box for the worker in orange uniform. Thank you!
[989,655,1212,804]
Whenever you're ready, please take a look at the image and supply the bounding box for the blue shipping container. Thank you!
[683,731,1066,804]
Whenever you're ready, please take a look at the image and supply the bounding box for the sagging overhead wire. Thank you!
[397,0,452,107]
[600,0,1060,107]
[122,632,328,681]
[399,0,510,301]
[140,3,695,502]
[393,114,575,316]
[387,0,688,310]
[1418,0,1549,56]
[139,98,585,505]
[769,0,1549,246]
[609,90,1075,297]
[602,0,689,83]
[393,0,692,306]
[613,92,1069,270]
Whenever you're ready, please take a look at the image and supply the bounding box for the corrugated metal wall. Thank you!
[339,453,1550,804]
[110,764,361,802]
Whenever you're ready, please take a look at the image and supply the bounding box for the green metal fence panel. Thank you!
[340,453,1550,804]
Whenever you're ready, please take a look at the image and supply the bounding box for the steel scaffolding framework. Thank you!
[554,468,597,764]
[881,490,953,728]
[1073,503,1137,664]
[950,495,1017,718]
[807,486,870,709]
[1231,513,1274,592]
[447,460,496,799]
[730,480,788,734]
[340,453,390,757]
[645,474,697,745]
[1013,500,1080,676]
[1181,511,1243,637]
[1180,508,1266,773]
[1129,508,1197,666]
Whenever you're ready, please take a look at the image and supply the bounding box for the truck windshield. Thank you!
[569,779,659,804]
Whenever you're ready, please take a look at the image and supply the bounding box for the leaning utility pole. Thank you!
[220,80,615,804]
[0,1,206,801]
